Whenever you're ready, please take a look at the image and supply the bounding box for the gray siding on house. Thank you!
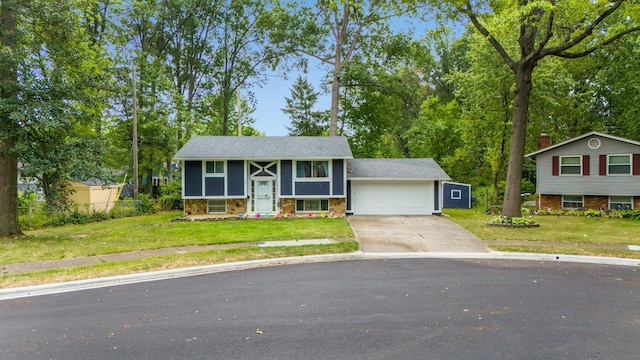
[332,159,344,196]
[295,181,331,196]
[227,160,245,196]
[535,135,640,196]
[205,177,225,196]
[184,161,202,196]
[280,160,293,196]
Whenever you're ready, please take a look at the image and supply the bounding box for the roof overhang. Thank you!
[525,131,640,158]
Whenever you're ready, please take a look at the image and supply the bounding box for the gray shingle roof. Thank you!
[525,131,640,158]
[174,136,353,160]
[348,158,450,180]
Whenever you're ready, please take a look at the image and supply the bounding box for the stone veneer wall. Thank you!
[184,199,207,215]
[186,197,348,216]
[184,199,247,215]
[635,197,640,210]
[278,198,346,216]
[227,198,247,214]
[280,198,296,215]
[329,198,346,215]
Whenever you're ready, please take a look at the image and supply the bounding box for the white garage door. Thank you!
[351,180,434,215]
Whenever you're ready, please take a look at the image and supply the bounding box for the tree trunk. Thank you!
[502,63,534,218]
[222,89,230,136]
[329,66,340,136]
[0,0,22,237]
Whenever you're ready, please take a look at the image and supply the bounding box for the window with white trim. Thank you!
[296,199,329,212]
[207,199,226,213]
[562,195,583,209]
[609,196,633,210]
[205,161,224,174]
[560,156,581,175]
[608,155,631,175]
[296,161,328,178]
[451,189,462,200]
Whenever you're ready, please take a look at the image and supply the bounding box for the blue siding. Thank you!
[184,161,202,196]
[205,177,225,196]
[280,160,293,196]
[227,160,245,196]
[332,159,344,196]
[295,181,330,196]
[443,182,471,209]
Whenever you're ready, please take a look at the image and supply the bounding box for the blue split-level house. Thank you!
[173,136,450,216]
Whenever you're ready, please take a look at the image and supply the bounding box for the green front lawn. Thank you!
[1,212,355,264]
[445,208,640,258]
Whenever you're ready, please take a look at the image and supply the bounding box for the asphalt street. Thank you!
[1,258,639,360]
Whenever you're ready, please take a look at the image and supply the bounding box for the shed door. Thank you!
[351,180,433,215]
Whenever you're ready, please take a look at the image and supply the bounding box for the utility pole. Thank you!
[132,65,139,200]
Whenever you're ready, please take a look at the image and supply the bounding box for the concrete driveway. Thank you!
[348,215,489,253]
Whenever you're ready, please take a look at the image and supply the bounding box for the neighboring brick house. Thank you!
[525,131,640,211]
[173,136,450,216]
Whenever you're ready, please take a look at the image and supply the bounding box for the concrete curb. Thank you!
[1,251,638,301]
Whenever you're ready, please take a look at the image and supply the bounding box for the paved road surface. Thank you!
[1,259,638,359]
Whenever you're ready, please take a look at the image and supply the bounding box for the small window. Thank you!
[296,199,329,212]
[296,161,328,178]
[608,155,631,175]
[562,195,583,209]
[451,189,462,200]
[560,156,581,175]
[609,196,633,210]
[207,199,226,213]
[206,161,224,174]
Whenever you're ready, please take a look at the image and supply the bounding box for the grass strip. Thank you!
[0,241,359,289]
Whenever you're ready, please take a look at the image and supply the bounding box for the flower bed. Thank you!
[487,216,539,228]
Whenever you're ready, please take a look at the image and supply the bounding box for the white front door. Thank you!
[254,179,273,213]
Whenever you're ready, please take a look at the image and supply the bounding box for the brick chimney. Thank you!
[537,132,551,150]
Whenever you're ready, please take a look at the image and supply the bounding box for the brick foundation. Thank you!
[584,196,609,211]
[539,194,639,211]
[539,195,561,210]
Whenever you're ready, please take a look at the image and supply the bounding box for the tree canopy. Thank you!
[1,0,639,236]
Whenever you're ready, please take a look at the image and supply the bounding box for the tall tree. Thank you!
[1,0,112,235]
[432,0,640,218]
[213,0,287,136]
[277,0,416,136]
[283,76,328,136]
[0,0,20,236]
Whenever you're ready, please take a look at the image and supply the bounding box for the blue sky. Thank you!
[250,60,330,136]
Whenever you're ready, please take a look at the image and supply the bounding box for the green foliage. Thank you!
[284,76,329,136]
[487,215,535,226]
[135,193,158,215]
[158,182,183,211]
[17,190,39,207]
